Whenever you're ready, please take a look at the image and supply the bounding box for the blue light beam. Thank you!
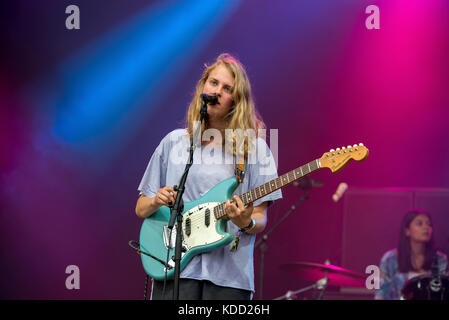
[53,0,240,147]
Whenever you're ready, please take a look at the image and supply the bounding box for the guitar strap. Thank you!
[234,152,247,184]
[230,152,247,252]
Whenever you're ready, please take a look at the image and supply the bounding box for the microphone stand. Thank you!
[429,254,442,300]
[255,189,310,300]
[168,99,207,300]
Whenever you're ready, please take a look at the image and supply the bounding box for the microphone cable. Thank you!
[128,240,173,300]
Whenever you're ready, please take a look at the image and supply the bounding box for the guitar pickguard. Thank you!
[181,202,226,249]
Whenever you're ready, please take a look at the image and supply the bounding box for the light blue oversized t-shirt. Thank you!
[138,129,282,292]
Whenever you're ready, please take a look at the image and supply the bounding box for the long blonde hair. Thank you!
[185,53,265,156]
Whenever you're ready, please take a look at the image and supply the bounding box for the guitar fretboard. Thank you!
[213,159,321,220]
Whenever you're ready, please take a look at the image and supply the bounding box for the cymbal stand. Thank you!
[273,276,328,300]
[255,191,310,300]
[316,259,330,300]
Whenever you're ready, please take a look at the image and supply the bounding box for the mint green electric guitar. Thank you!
[139,144,369,280]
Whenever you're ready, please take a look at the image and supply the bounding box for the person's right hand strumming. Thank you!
[154,186,178,207]
[135,186,178,219]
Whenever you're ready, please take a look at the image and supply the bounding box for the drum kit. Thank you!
[257,180,449,300]
[275,260,449,300]
[401,274,449,300]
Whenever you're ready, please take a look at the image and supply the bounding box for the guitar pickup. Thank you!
[185,218,191,237]
[205,208,210,227]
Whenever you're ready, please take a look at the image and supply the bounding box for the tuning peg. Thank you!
[330,149,335,152]
[359,143,364,146]
[347,145,352,149]
[353,144,357,147]
[342,147,346,149]
[336,148,341,151]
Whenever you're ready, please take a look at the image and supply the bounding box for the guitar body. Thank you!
[139,177,238,280]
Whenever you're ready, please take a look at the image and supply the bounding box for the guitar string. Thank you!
[177,183,283,227]
[178,182,277,226]
[177,169,307,227]
[170,156,347,228]
[179,155,360,227]
[173,165,314,228]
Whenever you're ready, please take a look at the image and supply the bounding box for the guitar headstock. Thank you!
[319,143,369,173]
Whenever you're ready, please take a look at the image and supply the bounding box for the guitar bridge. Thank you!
[163,225,189,251]
[162,225,189,273]
[163,225,178,249]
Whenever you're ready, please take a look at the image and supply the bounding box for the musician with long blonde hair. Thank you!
[136,53,282,299]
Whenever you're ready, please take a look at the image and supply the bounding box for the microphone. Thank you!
[200,94,217,121]
[332,182,348,202]
[293,176,323,189]
[201,94,218,105]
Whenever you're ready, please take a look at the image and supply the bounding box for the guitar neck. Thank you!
[213,159,322,220]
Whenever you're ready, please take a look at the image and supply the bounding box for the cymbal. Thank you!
[280,261,366,288]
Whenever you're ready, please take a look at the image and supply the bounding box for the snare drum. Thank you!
[402,275,449,300]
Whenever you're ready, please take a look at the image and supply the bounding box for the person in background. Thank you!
[375,209,448,300]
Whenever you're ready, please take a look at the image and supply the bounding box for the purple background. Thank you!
[1,0,449,299]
